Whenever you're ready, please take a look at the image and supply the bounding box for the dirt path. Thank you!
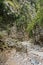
[0,41,43,65]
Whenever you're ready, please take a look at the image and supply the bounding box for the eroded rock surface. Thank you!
[0,41,43,65]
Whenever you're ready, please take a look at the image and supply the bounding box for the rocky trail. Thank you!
[0,41,43,65]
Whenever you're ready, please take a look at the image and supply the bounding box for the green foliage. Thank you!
[40,0,43,27]
[27,9,40,32]
[27,0,43,32]
[0,0,43,36]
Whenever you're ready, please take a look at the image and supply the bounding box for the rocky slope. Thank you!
[0,41,43,65]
